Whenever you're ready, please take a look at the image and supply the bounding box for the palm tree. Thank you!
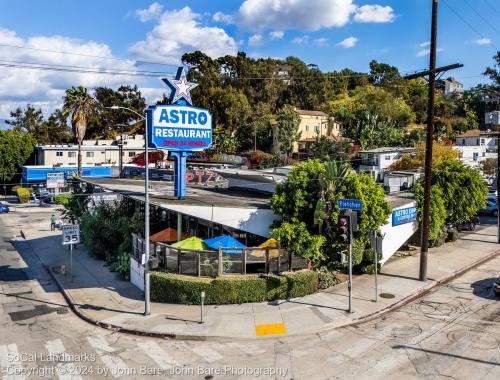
[314,160,352,233]
[63,87,95,177]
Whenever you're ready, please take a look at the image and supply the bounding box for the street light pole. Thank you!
[108,106,150,315]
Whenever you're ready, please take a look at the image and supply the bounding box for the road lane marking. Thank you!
[99,355,128,378]
[137,341,176,370]
[190,346,223,363]
[86,336,115,354]
[45,339,82,380]
[0,343,25,380]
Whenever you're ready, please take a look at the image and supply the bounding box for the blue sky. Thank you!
[0,0,498,122]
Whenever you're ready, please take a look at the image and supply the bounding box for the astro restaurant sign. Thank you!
[392,206,417,226]
[147,68,212,151]
[148,105,212,150]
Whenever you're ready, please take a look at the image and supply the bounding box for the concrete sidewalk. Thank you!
[11,213,499,340]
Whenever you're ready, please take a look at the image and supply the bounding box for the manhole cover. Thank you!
[379,293,395,299]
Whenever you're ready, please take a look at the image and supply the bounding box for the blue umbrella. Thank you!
[204,235,247,254]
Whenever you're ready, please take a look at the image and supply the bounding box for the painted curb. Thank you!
[43,249,499,340]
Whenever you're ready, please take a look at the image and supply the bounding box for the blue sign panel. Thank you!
[337,198,363,211]
[392,206,417,226]
[147,104,212,151]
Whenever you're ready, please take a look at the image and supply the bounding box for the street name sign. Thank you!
[392,206,417,226]
[62,224,80,245]
[337,198,363,211]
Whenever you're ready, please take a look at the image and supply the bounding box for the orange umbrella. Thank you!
[150,227,188,243]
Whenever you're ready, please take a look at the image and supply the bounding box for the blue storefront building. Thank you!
[22,165,113,186]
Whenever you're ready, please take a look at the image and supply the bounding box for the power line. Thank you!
[462,0,500,36]
[443,0,500,51]
[483,0,500,19]
[0,43,179,68]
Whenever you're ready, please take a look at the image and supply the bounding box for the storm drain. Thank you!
[379,293,395,299]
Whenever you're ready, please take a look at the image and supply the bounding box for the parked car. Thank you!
[0,204,9,213]
[494,277,500,297]
[479,199,498,216]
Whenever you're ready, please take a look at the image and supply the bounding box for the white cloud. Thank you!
[269,30,284,40]
[129,7,237,64]
[337,36,358,48]
[292,35,309,45]
[135,2,163,22]
[314,37,329,47]
[420,41,430,48]
[248,34,263,46]
[212,11,234,24]
[238,0,357,31]
[354,5,395,23]
[416,47,444,57]
[0,27,165,120]
[475,38,492,45]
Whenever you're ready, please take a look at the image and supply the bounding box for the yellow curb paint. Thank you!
[255,323,287,336]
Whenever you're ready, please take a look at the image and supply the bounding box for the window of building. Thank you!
[385,156,391,160]
[477,138,480,145]
[56,151,63,157]
[482,152,486,157]
[462,139,465,145]
[480,138,485,145]
[473,152,479,161]
[128,151,136,157]
[86,152,94,158]
[68,152,76,158]
[305,125,309,132]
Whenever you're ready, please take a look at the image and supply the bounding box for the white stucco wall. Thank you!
[130,256,144,291]
[159,204,277,238]
[379,200,418,264]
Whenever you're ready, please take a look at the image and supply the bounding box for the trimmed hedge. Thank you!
[16,188,32,204]
[150,270,318,305]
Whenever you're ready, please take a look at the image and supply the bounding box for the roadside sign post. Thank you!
[62,224,80,282]
[337,199,363,313]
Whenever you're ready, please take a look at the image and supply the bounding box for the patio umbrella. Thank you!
[251,238,281,258]
[204,235,246,254]
[171,236,210,251]
[150,227,187,243]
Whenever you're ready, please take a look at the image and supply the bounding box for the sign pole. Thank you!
[348,210,353,313]
[70,243,73,282]
[374,239,378,303]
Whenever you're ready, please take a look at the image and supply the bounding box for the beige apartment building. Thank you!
[35,135,145,166]
[293,109,341,153]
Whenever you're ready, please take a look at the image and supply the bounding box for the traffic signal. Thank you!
[338,214,351,244]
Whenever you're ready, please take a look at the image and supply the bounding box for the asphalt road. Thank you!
[0,212,499,380]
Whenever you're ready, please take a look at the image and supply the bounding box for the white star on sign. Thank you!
[162,67,198,105]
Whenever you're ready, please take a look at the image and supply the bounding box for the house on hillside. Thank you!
[453,129,497,167]
[292,109,342,153]
[358,147,415,182]
[436,77,464,97]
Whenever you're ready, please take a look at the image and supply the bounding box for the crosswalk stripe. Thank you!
[137,341,176,370]
[226,343,266,355]
[86,336,115,354]
[190,346,223,363]
[0,343,25,380]
[45,339,82,380]
[99,355,129,378]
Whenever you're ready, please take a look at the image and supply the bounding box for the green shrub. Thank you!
[110,251,131,280]
[430,226,447,247]
[150,270,318,305]
[203,256,233,278]
[316,267,340,290]
[361,263,381,274]
[16,188,32,203]
[54,194,70,206]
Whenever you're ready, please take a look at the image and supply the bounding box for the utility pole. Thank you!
[419,0,439,282]
[404,49,465,278]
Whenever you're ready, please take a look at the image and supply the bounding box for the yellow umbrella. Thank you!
[251,238,281,258]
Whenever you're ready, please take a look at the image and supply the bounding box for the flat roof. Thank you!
[386,192,416,209]
[360,147,415,154]
[81,178,272,209]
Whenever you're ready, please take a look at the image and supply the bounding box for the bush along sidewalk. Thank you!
[150,270,318,305]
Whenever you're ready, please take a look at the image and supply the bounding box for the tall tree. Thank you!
[63,86,96,177]
[276,105,301,154]
[0,130,36,182]
[6,106,47,144]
